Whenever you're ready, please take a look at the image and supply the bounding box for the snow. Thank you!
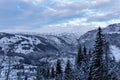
[48,36,61,44]
[49,56,75,71]
[15,45,34,54]
[110,45,120,61]
[106,32,120,34]
[0,56,38,80]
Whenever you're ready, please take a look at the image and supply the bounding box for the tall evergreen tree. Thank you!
[51,67,55,78]
[83,46,87,56]
[25,76,28,80]
[76,45,84,68]
[83,46,87,62]
[56,59,62,80]
[64,60,73,80]
[46,67,50,78]
[36,66,42,80]
[89,27,106,80]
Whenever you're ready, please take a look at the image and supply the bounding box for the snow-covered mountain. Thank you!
[35,24,96,36]
[0,23,120,62]
[79,23,120,61]
[0,23,120,80]
[0,32,79,65]
[0,32,80,80]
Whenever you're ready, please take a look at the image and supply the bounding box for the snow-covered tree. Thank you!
[55,59,63,80]
[51,67,55,78]
[64,60,73,80]
[45,67,50,78]
[76,45,84,68]
[88,27,108,80]
[83,46,87,56]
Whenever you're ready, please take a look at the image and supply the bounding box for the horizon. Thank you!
[0,0,120,33]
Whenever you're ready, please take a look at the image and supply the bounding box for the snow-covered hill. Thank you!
[0,32,79,80]
[0,32,79,65]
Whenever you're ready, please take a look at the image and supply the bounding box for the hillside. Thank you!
[79,23,120,61]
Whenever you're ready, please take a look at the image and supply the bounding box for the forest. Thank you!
[31,27,120,80]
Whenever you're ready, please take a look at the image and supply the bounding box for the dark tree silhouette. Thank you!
[88,27,106,80]
[56,59,63,80]
[64,60,73,80]
[76,45,84,68]
[51,67,55,78]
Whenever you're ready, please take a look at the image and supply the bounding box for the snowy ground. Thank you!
[110,45,120,61]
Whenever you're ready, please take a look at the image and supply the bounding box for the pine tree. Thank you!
[25,76,28,80]
[51,67,55,78]
[76,45,84,68]
[89,27,106,80]
[56,59,62,80]
[83,46,87,62]
[64,60,73,80]
[36,66,42,80]
[46,67,50,78]
[83,46,87,56]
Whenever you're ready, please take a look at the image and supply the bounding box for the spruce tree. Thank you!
[51,67,55,78]
[46,67,50,78]
[76,45,84,68]
[89,27,105,80]
[83,46,87,62]
[83,46,87,56]
[25,76,28,80]
[64,60,73,80]
[56,59,62,79]
[36,66,42,80]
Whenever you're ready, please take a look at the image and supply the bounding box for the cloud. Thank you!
[0,0,120,33]
[94,0,110,4]
[22,0,44,4]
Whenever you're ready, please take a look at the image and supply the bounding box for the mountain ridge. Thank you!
[0,23,120,63]
[0,32,79,65]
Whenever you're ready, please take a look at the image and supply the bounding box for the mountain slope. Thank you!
[79,23,120,47]
[79,23,120,61]
[0,32,79,64]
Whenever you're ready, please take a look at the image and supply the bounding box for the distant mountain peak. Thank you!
[104,23,120,32]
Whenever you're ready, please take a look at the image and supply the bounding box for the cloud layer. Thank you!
[0,0,120,33]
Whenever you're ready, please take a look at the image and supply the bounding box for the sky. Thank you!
[0,0,120,33]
